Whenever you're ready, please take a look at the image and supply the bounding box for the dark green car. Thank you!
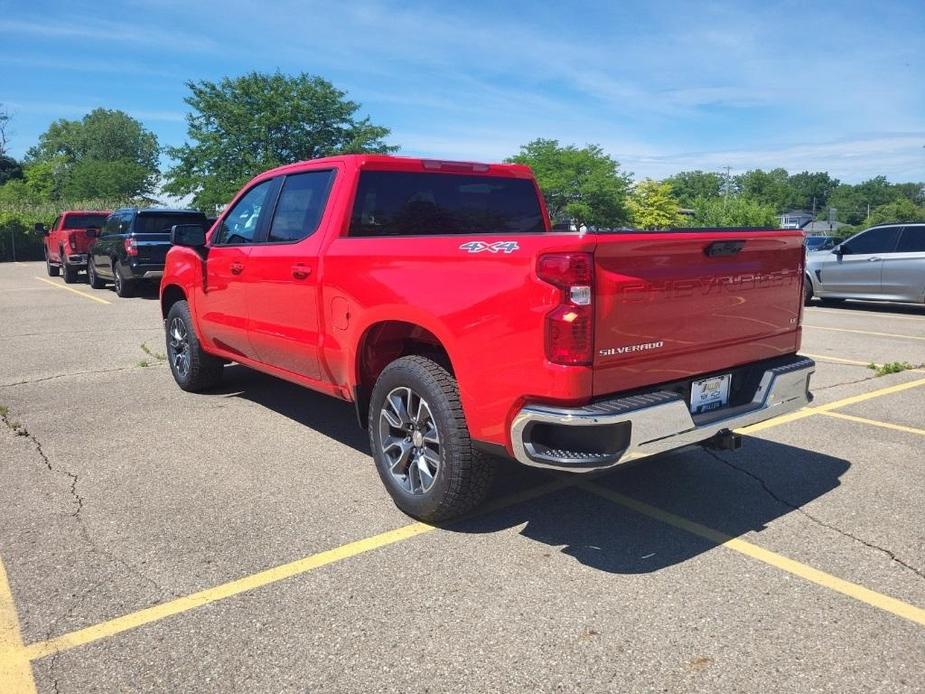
[88,208,208,297]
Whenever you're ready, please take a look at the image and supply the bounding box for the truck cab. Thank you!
[40,210,110,283]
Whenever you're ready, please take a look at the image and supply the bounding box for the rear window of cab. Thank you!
[349,171,545,237]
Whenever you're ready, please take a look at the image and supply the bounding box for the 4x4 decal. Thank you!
[459,241,520,254]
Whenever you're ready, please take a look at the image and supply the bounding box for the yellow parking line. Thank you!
[0,558,38,694]
[580,481,925,628]
[739,376,925,433]
[819,411,925,437]
[804,324,925,341]
[801,353,870,366]
[34,276,111,305]
[23,479,569,661]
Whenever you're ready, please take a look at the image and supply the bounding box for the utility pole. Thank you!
[722,166,732,208]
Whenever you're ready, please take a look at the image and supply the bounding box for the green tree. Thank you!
[734,168,790,212]
[165,71,396,211]
[26,108,160,199]
[628,179,682,229]
[866,198,925,226]
[690,196,778,228]
[827,177,903,225]
[508,139,631,229]
[663,170,723,207]
[787,171,839,212]
[0,156,22,186]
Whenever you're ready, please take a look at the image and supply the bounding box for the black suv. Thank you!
[88,208,208,296]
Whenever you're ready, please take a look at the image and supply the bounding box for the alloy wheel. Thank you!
[168,317,190,378]
[378,386,441,495]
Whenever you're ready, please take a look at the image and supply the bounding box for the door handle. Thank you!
[867,257,880,262]
[230,262,244,275]
[291,264,311,279]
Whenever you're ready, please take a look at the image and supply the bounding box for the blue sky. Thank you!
[2,0,923,183]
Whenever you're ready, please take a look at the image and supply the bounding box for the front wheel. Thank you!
[369,355,495,522]
[165,300,224,392]
[87,258,105,289]
[113,261,135,297]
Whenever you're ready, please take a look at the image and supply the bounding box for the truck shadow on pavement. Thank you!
[456,441,850,574]
[217,365,849,575]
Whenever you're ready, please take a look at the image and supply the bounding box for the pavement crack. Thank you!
[812,374,880,393]
[704,449,925,581]
[0,366,137,389]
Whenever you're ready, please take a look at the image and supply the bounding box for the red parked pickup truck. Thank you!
[160,155,814,521]
[38,210,110,283]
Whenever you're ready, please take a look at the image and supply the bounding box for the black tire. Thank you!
[165,300,224,392]
[369,355,495,522]
[87,258,105,289]
[113,261,135,297]
[62,259,78,284]
[803,275,813,305]
[46,252,59,277]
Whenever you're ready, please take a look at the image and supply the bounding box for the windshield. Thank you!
[63,214,107,229]
[136,213,206,234]
[350,171,546,237]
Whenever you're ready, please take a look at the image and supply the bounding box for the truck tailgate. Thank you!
[592,230,804,397]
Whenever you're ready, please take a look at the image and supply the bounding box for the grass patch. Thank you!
[140,343,166,361]
[867,361,917,376]
[136,359,150,368]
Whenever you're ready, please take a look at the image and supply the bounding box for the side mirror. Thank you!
[85,227,100,238]
[834,245,845,257]
[171,224,206,248]
[34,223,48,236]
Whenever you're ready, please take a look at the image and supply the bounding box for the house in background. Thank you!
[802,219,849,235]
[778,210,815,229]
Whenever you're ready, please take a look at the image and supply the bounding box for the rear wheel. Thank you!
[62,257,78,284]
[113,261,135,297]
[45,251,59,277]
[87,258,105,288]
[369,355,495,522]
[165,300,224,392]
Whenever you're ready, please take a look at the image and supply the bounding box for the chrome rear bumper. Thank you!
[510,357,815,472]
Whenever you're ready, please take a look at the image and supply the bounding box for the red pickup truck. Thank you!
[38,210,110,283]
[160,155,814,521]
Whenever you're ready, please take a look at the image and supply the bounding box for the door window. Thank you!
[843,226,900,255]
[213,180,275,245]
[267,170,335,242]
[896,226,925,253]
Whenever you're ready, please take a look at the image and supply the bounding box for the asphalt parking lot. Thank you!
[1,260,923,693]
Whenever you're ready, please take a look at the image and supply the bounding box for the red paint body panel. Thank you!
[162,155,805,455]
[44,210,110,262]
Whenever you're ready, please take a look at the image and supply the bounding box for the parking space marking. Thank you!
[800,353,924,373]
[580,481,925,628]
[808,307,925,323]
[33,276,111,305]
[804,324,925,341]
[819,411,925,437]
[0,558,38,694]
[740,376,925,433]
[22,479,570,662]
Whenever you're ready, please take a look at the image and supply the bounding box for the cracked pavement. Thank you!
[1,261,923,693]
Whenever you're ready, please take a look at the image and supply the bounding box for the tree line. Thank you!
[2,71,923,260]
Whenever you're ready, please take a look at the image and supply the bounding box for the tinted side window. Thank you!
[268,170,335,242]
[349,171,546,237]
[897,226,925,253]
[214,180,274,245]
[102,215,120,236]
[844,227,900,255]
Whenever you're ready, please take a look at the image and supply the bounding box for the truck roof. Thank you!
[257,154,535,180]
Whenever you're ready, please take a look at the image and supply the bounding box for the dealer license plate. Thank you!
[690,374,731,414]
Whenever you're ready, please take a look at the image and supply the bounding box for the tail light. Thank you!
[537,252,594,365]
[68,235,77,251]
[124,237,138,256]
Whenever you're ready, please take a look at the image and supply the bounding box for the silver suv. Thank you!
[804,223,925,304]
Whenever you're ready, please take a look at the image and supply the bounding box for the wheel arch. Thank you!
[353,320,455,430]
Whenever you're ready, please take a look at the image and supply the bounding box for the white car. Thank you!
[804,223,925,305]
